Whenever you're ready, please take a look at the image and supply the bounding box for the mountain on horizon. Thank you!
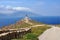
[0,11,41,18]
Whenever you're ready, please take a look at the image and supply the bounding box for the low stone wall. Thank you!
[0,28,31,40]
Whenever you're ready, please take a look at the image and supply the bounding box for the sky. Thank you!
[0,0,60,16]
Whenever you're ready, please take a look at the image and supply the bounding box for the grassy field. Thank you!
[31,26,51,36]
[15,23,32,28]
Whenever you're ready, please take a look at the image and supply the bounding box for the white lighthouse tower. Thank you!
[21,14,33,25]
[23,15,30,23]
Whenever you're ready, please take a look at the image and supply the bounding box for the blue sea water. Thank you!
[0,16,60,27]
[31,16,60,25]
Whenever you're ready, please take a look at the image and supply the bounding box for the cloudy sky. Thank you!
[0,0,60,16]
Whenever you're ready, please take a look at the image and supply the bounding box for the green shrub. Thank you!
[23,33,38,40]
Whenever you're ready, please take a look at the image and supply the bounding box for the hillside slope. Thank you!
[2,16,42,30]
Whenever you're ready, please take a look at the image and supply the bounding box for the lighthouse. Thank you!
[21,14,33,25]
[23,15,30,23]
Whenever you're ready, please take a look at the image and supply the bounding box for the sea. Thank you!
[0,16,60,27]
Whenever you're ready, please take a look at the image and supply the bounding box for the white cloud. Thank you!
[4,5,31,11]
[12,7,31,11]
[0,5,31,14]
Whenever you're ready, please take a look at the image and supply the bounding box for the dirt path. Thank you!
[38,27,60,40]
